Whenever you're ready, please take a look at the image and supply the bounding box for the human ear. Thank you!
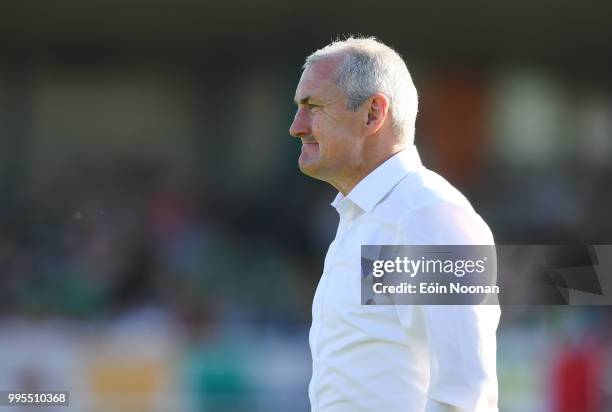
[365,93,389,135]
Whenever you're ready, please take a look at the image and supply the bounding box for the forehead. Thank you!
[294,57,343,102]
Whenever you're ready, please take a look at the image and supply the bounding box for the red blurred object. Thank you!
[552,338,603,412]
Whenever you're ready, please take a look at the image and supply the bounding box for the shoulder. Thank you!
[382,168,494,245]
[392,168,472,211]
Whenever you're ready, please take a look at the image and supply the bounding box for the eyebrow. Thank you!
[294,95,316,106]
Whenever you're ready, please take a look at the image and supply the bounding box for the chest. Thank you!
[312,215,407,329]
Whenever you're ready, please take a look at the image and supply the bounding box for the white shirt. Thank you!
[309,146,499,412]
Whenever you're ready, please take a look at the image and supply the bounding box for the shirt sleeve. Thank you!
[397,201,500,412]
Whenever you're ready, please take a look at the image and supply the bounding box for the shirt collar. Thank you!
[331,145,423,213]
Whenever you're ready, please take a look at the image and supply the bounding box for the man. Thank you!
[289,37,499,412]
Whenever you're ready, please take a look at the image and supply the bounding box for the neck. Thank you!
[331,142,408,196]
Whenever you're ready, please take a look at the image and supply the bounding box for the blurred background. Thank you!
[1,1,612,411]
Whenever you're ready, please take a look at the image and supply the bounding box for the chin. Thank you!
[298,162,316,177]
[298,159,322,179]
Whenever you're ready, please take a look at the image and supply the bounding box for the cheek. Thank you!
[311,114,354,156]
[311,115,326,136]
[312,115,341,141]
[312,122,336,153]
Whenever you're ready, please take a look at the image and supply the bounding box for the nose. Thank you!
[289,108,311,138]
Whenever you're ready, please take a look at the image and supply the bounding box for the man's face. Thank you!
[289,57,366,185]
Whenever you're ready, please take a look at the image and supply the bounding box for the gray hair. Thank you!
[304,36,418,143]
